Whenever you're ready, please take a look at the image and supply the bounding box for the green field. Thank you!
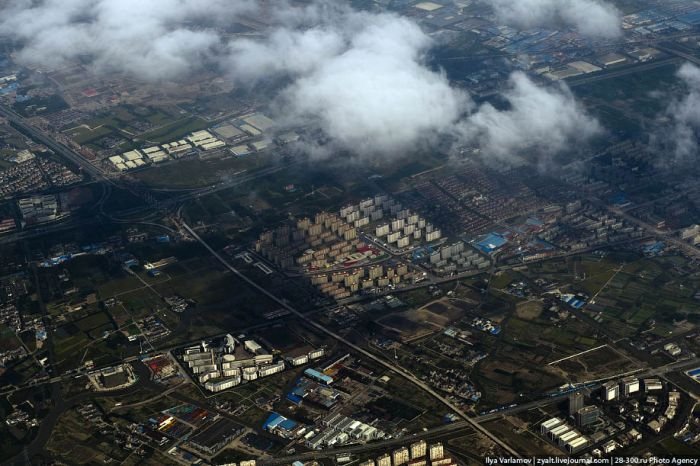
[63,105,183,147]
[134,153,271,188]
[65,124,114,145]
[139,116,210,143]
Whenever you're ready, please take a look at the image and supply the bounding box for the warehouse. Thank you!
[242,113,275,132]
[304,368,334,385]
[213,123,246,141]
[187,130,226,151]
[188,418,244,456]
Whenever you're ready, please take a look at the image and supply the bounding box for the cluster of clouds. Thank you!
[657,63,700,165]
[0,0,614,164]
[486,0,622,39]
[0,0,260,81]
[230,9,470,156]
[459,73,601,163]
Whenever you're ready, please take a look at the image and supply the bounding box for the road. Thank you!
[602,202,700,259]
[178,220,522,457]
[1,361,157,466]
[258,356,700,464]
[655,43,700,67]
[566,57,681,88]
[0,160,293,246]
[336,235,653,307]
[0,104,105,179]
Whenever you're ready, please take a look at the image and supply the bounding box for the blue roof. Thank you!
[570,300,586,309]
[286,393,303,405]
[688,368,700,377]
[304,368,333,384]
[263,413,284,430]
[679,11,700,24]
[279,418,297,431]
[475,233,508,254]
[264,412,297,431]
[610,192,629,206]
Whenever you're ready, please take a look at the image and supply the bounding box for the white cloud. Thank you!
[486,0,622,38]
[657,63,700,164]
[0,0,258,80]
[459,72,602,164]
[228,28,346,80]
[0,0,602,163]
[231,11,470,155]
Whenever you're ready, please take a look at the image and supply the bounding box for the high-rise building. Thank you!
[377,454,391,466]
[576,406,601,427]
[393,447,409,466]
[621,376,640,396]
[569,392,584,416]
[429,443,444,461]
[410,440,427,459]
[603,381,619,401]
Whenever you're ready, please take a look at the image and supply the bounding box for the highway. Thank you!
[336,235,653,307]
[567,57,681,88]
[258,356,700,464]
[602,203,700,259]
[0,104,106,179]
[3,57,699,461]
[178,220,522,457]
[1,361,157,466]
[655,43,700,67]
[0,101,296,230]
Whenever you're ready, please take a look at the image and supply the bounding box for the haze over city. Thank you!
[0,1,700,465]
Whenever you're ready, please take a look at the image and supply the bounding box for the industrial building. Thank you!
[231,144,251,156]
[110,149,147,171]
[540,417,564,435]
[187,418,244,456]
[18,195,62,224]
[306,413,386,449]
[161,140,193,157]
[179,338,292,392]
[212,123,246,141]
[242,113,275,132]
[187,130,226,151]
[142,146,169,163]
[263,412,301,439]
[304,368,333,385]
[540,418,589,454]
